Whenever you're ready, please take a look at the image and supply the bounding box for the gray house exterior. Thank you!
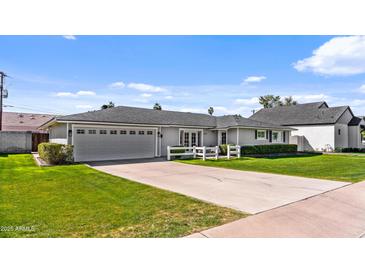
[40,106,293,162]
[250,102,365,151]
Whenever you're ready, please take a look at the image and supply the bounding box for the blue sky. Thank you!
[1,35,365,116]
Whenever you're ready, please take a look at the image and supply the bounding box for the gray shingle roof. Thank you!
[58,106,217,127]
[215,115,292,130]
[348,116,362,126]
[250,102,350,126]
[54,105,293,130]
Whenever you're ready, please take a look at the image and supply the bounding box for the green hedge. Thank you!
[241,144,298,155]
[38,143,74,165]
[335,147,365,153]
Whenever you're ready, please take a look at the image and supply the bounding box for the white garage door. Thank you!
[73,127,156,162]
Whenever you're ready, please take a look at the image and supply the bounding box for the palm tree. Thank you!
[283,96,297,106]
[101,101,115,109]
[208,107,214,116]
[153,103,162,110]
[258,95,281,108]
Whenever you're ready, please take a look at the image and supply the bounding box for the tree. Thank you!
[283,96,297,106]
[208,106,214,116]
[258,95,282,108]
[153,102,162,110]
[101,101,115,109]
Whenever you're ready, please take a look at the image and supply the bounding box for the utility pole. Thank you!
[0,71,7,131]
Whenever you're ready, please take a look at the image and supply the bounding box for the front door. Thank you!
[182,130,201,147]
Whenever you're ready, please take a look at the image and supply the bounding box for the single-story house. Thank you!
[3,112,55,133]
[250,101,365,151]
[40,106,294,162]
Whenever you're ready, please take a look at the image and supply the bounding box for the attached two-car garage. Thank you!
[73,126,157,162]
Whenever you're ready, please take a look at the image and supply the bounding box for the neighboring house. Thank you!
[250,102,365,151]
[40,106,294,162]
[2,112,55,133]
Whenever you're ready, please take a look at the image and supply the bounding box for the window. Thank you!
[120,130,127,135]
[110,130,117,135]
[88,129,96,134]
[99,130,107,134]
[76,129,85,134]
[338,129,341,135]
[138,130,145,135]
[191,132,197,146]
[272,131,282,143]
[184,132,189,146]
[129,130,136,135]
[221,132,227,144]
[147,131,153,135]
[257,130,266,140]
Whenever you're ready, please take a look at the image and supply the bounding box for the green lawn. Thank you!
[178,154,365,183]
[0,154,245,238]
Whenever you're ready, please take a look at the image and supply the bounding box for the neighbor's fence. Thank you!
[0,131,32,153]
[167,145,241,160]
[167,146,219,161]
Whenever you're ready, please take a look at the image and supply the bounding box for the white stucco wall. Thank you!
[227,128,289,146]
[292,125,335,151]
[334,123,349,148]
[49,123,68,144]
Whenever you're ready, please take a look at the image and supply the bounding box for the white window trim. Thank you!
[178,128,204,146]
[272,130,283,143]
[257,130,266,140]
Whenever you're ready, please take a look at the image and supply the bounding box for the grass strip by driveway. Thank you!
[178,154,365,183]
[0,154,245,238]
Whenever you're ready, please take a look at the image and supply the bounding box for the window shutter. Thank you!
[269,130,272,142]
[266,130,269,139]
[255,130,257,139]
[283,131,286,143]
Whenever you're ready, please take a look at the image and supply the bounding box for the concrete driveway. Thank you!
[188,181,365,238]
[88,159,349,214]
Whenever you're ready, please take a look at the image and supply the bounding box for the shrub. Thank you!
[338,147,364,153]
[170,145,186,154]
[38,143,74,164]
[241,144,298,155]
[219,144,235,155]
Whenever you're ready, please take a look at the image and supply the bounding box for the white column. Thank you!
[236,128,240,145]
[167,146,171,161]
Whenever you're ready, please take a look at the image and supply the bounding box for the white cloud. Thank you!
[294,36,365,76]
[55,90,96,97]
[243,76,266,83]
[349,99,365,107]
[164,95,173,99]
[76,90,96,96]
[56,92,75,97]
[234,97,259,106]
[127,83,166,92]
[292,94,329,103]
[359,84,365,93]
[109,81,126,89]
[76,104,93,109]
[63,35,76,40]
[141,93,152,98]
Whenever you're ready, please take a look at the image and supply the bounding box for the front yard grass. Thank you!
[178,154,365,183]
[0,154,245,238]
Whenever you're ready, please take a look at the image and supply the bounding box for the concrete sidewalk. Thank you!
[188,181,365,238]
[89,160,348,214]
